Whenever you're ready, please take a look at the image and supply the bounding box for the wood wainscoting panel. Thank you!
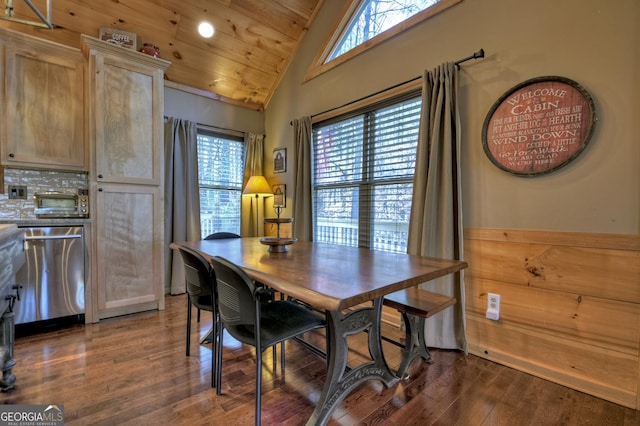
[466,313,638,408]
[464,238,640,303]
[463,228,640,410]
[465,276,639,355]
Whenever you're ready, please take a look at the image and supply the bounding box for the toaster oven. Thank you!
[34,191,89,218]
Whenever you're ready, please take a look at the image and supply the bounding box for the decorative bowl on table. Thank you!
[261,216,296,252]
[260,237,297,253]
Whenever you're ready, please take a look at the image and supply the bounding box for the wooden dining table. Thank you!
[170,237,467,425]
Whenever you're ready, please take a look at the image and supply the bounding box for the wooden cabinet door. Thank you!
[95,184,164,317]
[90,48,166,186]
[2,43,86,171]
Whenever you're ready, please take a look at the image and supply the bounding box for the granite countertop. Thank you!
[0,218,92,227]
[0,224,18,240]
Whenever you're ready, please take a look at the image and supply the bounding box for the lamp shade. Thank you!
[243,175,273,197]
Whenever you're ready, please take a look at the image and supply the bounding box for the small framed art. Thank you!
[99,27,138,50]
[273,184,286,208]
[273,148,287,173]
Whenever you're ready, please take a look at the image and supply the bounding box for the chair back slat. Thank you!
[184,264,206,297]
[216,279,242,322]
[178,247,214,306]
[212,256,257,326]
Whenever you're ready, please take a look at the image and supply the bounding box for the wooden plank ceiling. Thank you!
[0,0,325,110]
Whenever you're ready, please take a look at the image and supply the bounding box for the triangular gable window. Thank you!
[304,0,461,82]
[329,0,441,61]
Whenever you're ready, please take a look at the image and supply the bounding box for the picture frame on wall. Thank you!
[273,184,286,208]
[273,148,286,173]
[481,75,596,177]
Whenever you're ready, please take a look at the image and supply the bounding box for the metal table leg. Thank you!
[306,298,398,425]
[395,313,433,379]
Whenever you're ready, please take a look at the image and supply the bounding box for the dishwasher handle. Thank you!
[24,234,83,241]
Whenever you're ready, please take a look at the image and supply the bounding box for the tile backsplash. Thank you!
[0,168,88,220]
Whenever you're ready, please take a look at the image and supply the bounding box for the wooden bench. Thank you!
[383,288,456,378]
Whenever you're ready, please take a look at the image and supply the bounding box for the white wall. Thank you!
[265,0,640,235]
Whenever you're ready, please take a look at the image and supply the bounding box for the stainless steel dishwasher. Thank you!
[14,226,85,325]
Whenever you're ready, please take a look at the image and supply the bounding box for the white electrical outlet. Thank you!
[486,293,500,320]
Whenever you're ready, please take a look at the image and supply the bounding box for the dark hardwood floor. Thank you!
[4,294,639,425]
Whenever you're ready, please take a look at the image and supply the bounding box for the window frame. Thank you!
[303,0,462,83]
[312,88,422,253]
[196,127,245,239]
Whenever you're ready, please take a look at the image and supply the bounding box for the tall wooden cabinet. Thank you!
[81,36,170,319]
[0,28,86,171]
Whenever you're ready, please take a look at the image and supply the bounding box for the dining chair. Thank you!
[197,232,241,324]
[204,232,241,240]
[177,246,218,388]
[211,256,326,426]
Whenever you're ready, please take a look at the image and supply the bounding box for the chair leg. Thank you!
[197,308,201,322]
[216,323,224,395]
[186,298,192,357]
[281,341,285,371]
[211,311,217,388]
[255,349,262,426]
[272,345,276,373]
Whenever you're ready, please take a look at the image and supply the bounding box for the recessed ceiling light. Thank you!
[198,22,214,38]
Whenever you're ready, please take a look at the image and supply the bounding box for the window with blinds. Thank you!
[313,94,421,253]
[197,129,245,238]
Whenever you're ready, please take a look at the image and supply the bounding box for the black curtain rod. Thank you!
[290,48,485,125]
[454,48,485,68]
[164,116,243,135]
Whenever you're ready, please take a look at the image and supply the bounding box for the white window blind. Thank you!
[313,94,421,253]
[197,130,245,238]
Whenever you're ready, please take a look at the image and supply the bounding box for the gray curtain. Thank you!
[244,133,264,179]
[407,63,466,351]
[292,117,313,240]
[165,118,201,295]
[243,133,265,237]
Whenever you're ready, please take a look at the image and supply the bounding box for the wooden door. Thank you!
[95,184,164,318]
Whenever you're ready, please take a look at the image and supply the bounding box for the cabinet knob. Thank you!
[98,188,103,192]
[9,153,15,158]
[98,174,103,179]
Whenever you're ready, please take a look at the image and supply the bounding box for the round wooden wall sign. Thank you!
[482,76,596,176]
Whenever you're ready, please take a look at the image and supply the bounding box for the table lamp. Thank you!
[243,175,273,236]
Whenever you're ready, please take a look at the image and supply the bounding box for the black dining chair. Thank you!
[211,256,326,426]
[204,232,241,240]
[177,246,218,388]
[197,232,241,324]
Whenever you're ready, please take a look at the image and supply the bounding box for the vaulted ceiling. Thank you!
[0,0,326,111]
